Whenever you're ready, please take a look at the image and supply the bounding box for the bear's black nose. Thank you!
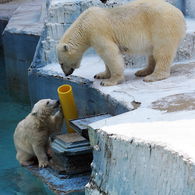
[65,68,74,76]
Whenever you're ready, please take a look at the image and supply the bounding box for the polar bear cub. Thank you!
[14,99,64,168]
[57,0,186,86]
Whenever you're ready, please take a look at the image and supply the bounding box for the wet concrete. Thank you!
[150,62,195,113]
[151,92,195,113]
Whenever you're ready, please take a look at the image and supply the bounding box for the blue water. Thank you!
[0,48,55,195]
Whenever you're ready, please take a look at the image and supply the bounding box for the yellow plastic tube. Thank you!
[57,85,78,133]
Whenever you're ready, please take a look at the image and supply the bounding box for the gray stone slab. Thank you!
[51,133,92,156]
[69,114,112,139]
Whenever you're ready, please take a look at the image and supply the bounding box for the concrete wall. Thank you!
[185,0,195,18]
[3,32,40,100]
[86,118,195,195]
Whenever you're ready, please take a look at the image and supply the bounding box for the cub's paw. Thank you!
[47,153,52,160]
[59,104,63,112]
[94,71,110,79]
[58,105,64,118]
[38,160,48,168]
[20,161,35,167]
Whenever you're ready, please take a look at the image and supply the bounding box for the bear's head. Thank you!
[57,43,82,76]
[31,99,60,118]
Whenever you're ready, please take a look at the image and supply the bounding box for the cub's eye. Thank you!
[46,101,49,105]
[60,63,63,66]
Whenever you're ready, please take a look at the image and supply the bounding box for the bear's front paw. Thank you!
[135,68,153,77]
[144,72,170,82]
[94,71,111,79]
[39,160,48,168]
[100,79,118,86]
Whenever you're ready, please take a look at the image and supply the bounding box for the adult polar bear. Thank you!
[57,0,186,86]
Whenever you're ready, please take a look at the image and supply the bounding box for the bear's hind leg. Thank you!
[16,150,35,167]
[144,47,175,82]
[94,64,111,79]
[135,55,155,77]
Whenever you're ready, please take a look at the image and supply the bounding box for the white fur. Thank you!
[14,99,64,168]
[57,0,186,86]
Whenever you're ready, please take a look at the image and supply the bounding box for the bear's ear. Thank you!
[31,111,37,116]
[31,106,38,116]
[62,44,69,52]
